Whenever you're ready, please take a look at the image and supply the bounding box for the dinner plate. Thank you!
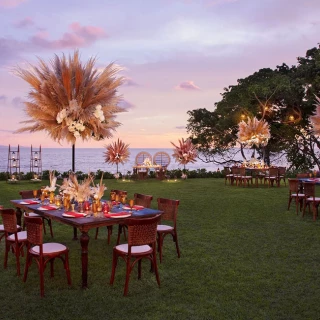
[62,213,86,218]
[122,206,133,210]
[109,214,131,218]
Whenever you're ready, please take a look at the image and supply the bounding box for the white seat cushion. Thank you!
[292,193,305,197]
[307,197,320,202]
[157,224,174,232]
[115,243,151,254]
[28,212,40,217]
[7,230,27,241]
[31,243,67,255]
[0,224,21,231]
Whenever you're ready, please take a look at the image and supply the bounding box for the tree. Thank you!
[187,45,320,170]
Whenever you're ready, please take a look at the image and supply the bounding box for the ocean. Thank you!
[0,146,221,174]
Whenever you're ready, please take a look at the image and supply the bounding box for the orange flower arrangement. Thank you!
[237,117,270,147]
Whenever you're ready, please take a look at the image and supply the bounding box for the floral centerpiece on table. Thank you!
[171,138,197,170]
[13,50,125,144]
[44,170,58,192]
[92,174,107,202]
[60,172,94,202]
[237,117,270,147]
[143,157,153,166]
[181,173,188,180]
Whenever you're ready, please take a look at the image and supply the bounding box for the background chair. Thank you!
[0,208,27,276]
[264,167,280,187]
[110,214,161,296]
[224,167,233,185]
[117,193,153,245]
[19,189,54,238]
[23,215,71,297]
[278,167,287,186]
[302,182,320,221]
[238,167,253,187]
[287,178,305,215]
[157,198,180,263]
[95,189,128,243]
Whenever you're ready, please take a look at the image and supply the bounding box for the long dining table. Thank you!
[10,199,163,289]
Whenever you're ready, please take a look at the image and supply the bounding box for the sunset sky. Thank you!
[0,0,319,148]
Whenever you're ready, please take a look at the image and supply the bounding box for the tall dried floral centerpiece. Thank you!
[13,50,125,171]
[310,95,320,134]
[171,138,197,172]
[237,117,270,147]
[104,138,130,173]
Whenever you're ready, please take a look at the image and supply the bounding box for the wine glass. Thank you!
[115,194,120,208]
[129,199,134,213]
[33,189,38,200]
[120,195,127,209]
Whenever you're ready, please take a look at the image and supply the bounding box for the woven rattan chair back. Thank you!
[157,198,180,223]
[1,208,19,233]
[303,182,316,198]
[24,216,43,245]
[126,214,161,247]
[288,179,299,193]
[134,193,153,208]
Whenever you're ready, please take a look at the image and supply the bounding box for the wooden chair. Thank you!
[238,167,253,187]
[302,182,320,221]
[109,214,161,296]
[19,190,54,238]
[23,215,71,297]
[278,167,287,186]
[231,167,241,186]
[95,189,128,243]
[0,208,27,276]
[157,198,180,263]
[264,167,280,187]
[224,167,233,185]
[287,179,305,215]
[116,193,153,245]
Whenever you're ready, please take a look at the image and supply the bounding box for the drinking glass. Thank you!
[129,199,134,213]
[33,189,38,200]
[120,195,127,209]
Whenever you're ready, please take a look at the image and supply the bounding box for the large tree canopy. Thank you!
[187,45,320,171]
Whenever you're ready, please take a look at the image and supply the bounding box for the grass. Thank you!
[1,178,320,319]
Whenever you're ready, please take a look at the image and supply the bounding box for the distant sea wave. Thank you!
[0,146,221,174]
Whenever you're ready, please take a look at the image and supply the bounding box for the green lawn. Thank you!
[0,178,320,320]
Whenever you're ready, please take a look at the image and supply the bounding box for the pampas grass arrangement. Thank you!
[171,138,197,170]
[104,138,130,173]
[13,50,125,144]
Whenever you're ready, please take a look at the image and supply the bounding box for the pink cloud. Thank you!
[118,99,135,109]
[123,77,139,86]
[30,22,107,49]
[14,17,34,28]
[175,81,201,91]
[0,0,26,7]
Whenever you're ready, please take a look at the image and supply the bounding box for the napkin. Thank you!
[64,212,85,218]
[20,200,39,205]
[38,205,57,210]
[104,212,131,218]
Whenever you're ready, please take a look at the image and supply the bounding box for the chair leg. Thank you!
[64,251,72,285]
[174,232,181,258]
[109,250,118,285]
[288,197,292,210]
[152,247,160,287]
[124,258,132,296]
